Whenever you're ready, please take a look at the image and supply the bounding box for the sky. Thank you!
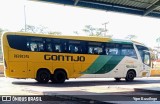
[0,0,160,48]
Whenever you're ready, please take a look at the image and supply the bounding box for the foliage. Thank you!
[82,25,111,37]
[20,25,49,34]
[73,31,79,35]
[20,25,61,35]
[125,35,137,40]
[83,25,95,36]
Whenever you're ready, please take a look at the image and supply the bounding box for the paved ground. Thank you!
[0,77,160,104]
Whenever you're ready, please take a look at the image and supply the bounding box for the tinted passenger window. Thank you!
[105,43,120,55]
[55,44,61,52]
[45,39,53,52]
[53,39,62,52]
[68,40,83,53]
[121,44,137,59]
[88,42,103,54]
[7,35,28,51]
[27,37,44,52]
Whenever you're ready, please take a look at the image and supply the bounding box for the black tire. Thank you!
[125,70,135,82]
[36,70,50,83]
[115,78,121,82]
[51,70,66,83]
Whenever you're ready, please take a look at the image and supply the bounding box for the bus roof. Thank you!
[3,32,144,45]
[3,32,111,42]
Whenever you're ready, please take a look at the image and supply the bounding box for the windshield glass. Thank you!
[136,45,150,66]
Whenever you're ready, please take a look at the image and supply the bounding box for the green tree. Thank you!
[82,25,112,37]
[20,25,49,34]
[73,31,79,35]
[95,28,104,36]
[20,25,62,35]
[83,25,95,36]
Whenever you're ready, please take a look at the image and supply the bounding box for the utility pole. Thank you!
[102,22,108,37]
[24,5,27,32]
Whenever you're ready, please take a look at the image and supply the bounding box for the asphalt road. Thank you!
[0,77,160,104]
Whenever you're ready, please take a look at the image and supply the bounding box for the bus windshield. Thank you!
[136,45,151,66]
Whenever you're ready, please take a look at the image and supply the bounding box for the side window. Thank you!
[46,39,67,53]
[7,35,28,51]
[38,43,44,51]
[55,44,61,52]
[53,39,67,53]
[52,39,61,52]
[88,47,93,54]
[105,43,120,55]
[46,43,53,52]
[88,42,103,54]
[68,40,82,53]
[109,48,119,55]
[69,45,79,53]
[27,37,44,52]
[30,42,38,51]
[46,39,53,52]
[121,44,137,59]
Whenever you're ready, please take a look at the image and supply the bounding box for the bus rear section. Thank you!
[1,32,10,77]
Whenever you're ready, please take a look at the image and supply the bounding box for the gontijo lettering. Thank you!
[44,54,85,62]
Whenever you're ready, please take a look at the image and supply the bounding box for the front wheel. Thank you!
[36,70,50,83]
[51,70,66,83]
[125,70,135,82]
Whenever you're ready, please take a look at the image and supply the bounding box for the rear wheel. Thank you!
[51,70,66,83]
[125,70,135,82]
[36,70,50,83]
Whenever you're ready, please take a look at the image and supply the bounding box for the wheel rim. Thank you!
[40,73,48,81]
[128,72,134,79]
